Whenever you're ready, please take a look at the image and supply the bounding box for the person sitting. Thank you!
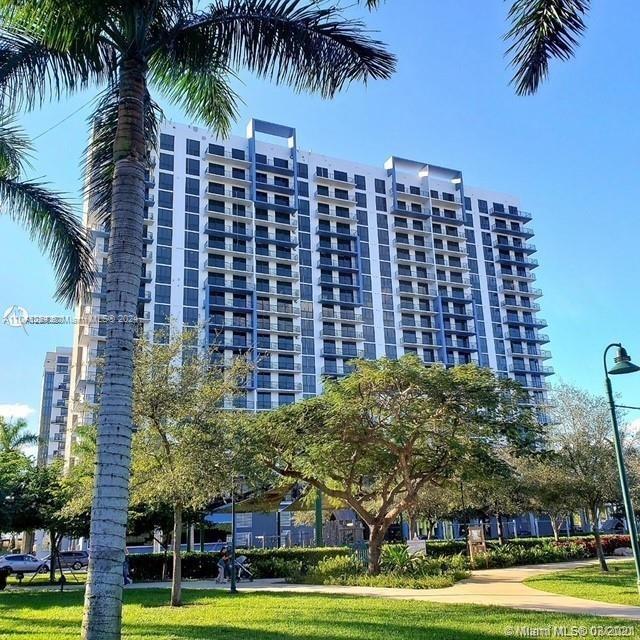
[216,547,229,583]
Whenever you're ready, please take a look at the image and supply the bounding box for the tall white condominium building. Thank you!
[37,346,72,466]
[65,118,552,455]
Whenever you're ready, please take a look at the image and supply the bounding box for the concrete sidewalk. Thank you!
[131,559,640,620]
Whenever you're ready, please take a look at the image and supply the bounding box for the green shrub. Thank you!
[128,547,350,582]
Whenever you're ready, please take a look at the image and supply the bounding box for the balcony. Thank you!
[319,276,359,289]
[437,274,471,286]
[490,207,533,223]
[205,225,252,240]
[210,341,253,352]
[256,321,301,334]
[499,284,542,297]
[496,267,536,281]
[255,286,299,298]
[494,240,537,254]
[491,223,534,238]
[318,293,360,306]
[390,202,430,219]
[398,302,435,313]
[502,299,541,312]
[204,240,253,257]
[508,348,552,359]
[509,364,555,376]
[316,207,357,222]
[317,242,357,256]
[496,255,539,269]
[206,147,250,165]
[395,269,436,281]
[399,318,435,330]
[206,260,251,273]
[396,286,432,298]
[391,220,431,236]
[221,398,255,410]
[320,330,365,340]
[317,259,358,272]
[393,237,433,250]
[254,248,298,262]
[256,360,302,373]
[255,303,299,316]
[320,309,362,322]
[321,348,364,359]
[433,242,466,256]
[430,191,462,206]
[208,280,253,293]
[507,331,550,343]
[391,186,430,201]
[206,186,252,205]
[314,172,356,188]
[446,355,478,366]
[314,190,357,206]
[321,365,355,377]
[205,169,250,185]
[503,315,548,328]
[256,342,301,353]
[255,232,298,247]
[207,205,250,219]
[255,211,298,228]
[255,267,299,280]
[432,227,465,240]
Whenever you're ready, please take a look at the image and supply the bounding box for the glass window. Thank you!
[160,133,174,151]
[185,158,200,176]
[186,138,200,156]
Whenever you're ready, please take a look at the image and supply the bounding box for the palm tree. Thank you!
[505,0,590,95]
[0,2,395,638]
[0,416,37,454]
[0,114,94,304]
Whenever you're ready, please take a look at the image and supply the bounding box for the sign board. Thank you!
[467,525,486,560]
[407,539,426,556]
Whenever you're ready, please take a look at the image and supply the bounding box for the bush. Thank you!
[301,548,469,589]
[470,541,589,570]
[128,547,351,582]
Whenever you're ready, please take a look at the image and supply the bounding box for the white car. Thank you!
[0,554,48,574]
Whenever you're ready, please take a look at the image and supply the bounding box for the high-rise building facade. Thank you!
[65,118,552,458]
[37,346,72,466]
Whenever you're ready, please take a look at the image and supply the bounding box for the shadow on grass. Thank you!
[2,588,639,640]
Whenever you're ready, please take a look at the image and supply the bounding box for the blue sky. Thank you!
[2,0,639,433]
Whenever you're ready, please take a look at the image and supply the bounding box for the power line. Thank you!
[32,95,98,141]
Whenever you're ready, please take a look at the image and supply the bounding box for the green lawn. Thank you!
[1,588,639,639]
[526,561,640,607]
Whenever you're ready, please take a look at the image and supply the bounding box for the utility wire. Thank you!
[32,95,98,141]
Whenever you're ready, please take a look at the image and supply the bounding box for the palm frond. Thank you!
[0,113,31,178]
[82,83,162,225]
[150,50,239,136]
[0,28,117,110]
[0,177,96,305]
[505,0,590,96]
[163,0,396,99]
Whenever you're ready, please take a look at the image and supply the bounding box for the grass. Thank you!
[526,561,640,607]
[5,572,86,588]
[1,588,639,639]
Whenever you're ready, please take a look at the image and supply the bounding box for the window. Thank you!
[354,174,366,190]
[297,162,308,178]
[160,133,174,151]
[159,172,173,190]
[375,196,387,212]
[236,513,252,528]
[478,199,488,214]
[186,138,200,156]
[185,158,199,176]
[374,178,386,194]
[159,153,173,171]
[185,177,199,195]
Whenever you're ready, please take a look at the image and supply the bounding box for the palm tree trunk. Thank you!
[171,504,183,607]
[82,57,148,640]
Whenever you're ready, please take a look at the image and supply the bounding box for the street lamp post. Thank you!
[604,342,640,592]
[315,489,323,547]
[229,474,237,594]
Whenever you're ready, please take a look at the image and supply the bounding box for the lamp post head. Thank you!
[609,346,640,376]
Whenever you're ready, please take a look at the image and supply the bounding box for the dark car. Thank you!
[43,550,89,571]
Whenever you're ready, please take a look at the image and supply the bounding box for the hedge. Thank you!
[128,547,351,582]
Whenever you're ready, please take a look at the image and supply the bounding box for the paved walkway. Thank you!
[131,559,640,620]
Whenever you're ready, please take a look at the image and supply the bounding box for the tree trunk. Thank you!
[21,530,34,554]
[550,517,561,543]
[49,529,58,584]
[367,524,387,575]
[408,514,418,540]
[81,57,148,640]
[171,505,183,606]
[496,512,505,545]
[589,507,608,572]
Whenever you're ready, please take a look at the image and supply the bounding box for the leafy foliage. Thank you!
[505,0,590,95]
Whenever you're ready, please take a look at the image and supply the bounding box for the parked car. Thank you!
[0,554,48,574]
[42,550,89,571]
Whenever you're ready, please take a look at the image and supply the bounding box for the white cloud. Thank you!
[0,403,36,420]
[628,418,640,434]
